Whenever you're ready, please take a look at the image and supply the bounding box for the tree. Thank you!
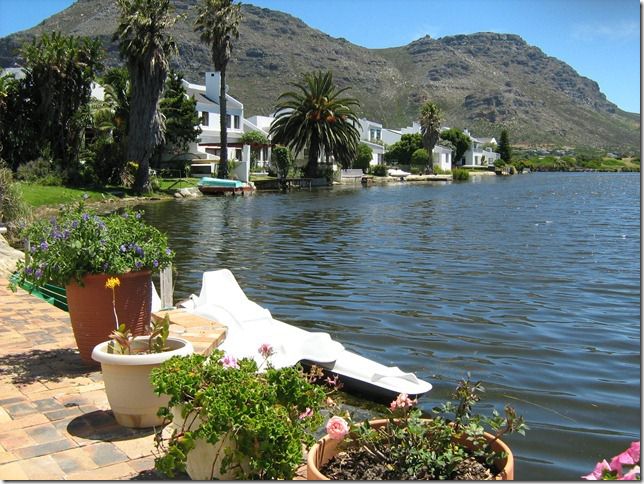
[419,101,442,155]
[160,70,201,157]
[0,73,35,169]
[270,71,361,178]
[440,128,470,164]
[115,0,178,194]
[20,32,103,174]
[270,145,292,187]
[498,129,512,163]
[383,133,423,165]
[240,130,268,169]
[354,143,373,172]
[411,148,430,167]
[194,0,242,179]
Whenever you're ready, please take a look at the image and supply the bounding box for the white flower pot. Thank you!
[91,336,193,428]
[168,406,249,480]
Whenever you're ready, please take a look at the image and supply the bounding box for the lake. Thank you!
[140,172,640,480]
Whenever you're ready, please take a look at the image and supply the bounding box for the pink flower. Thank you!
[582,460,612,480]
[622,465,640,480]
[219,354,239,369]
[298,407,313,419]
[389,393,417,412]
[326,416,349,440]
[610,441,640,476]
[258,343,274,359]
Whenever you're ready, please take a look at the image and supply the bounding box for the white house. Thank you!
[456,129,500,168]
[182,72,271,180]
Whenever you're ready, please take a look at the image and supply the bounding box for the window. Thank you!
[201,112,209,126]
[226,115,241,130]
[235,148,242,160]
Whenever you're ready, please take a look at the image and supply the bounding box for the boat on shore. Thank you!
[161,269,433,403]
[197,177,255,195]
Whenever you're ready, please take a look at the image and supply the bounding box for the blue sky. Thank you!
[0,0,640,113]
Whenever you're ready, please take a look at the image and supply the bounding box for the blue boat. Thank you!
[197,177,253,195]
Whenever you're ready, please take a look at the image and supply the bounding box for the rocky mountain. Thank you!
[0,0,639,150]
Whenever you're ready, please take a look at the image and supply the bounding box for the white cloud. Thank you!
[571,20,639,41]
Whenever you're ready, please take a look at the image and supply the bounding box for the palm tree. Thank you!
[194,0,242,179]
[419,101,442,169]
[93,67,130,142]
[270,71,361,178]
[114,0,178,194]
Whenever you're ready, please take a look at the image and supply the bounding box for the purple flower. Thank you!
[81,213,89,221]
[34,268,43,279]
[120,244,127,253]
[25,267,33,275]
[165,248,172,255]
[39,241,49,251]
[122,212,129,219]
[134,245,144,256]
[135,212,142,219]
[135,261,143,269]
[152,260,159,268]
[103,262,109,271]
[219,354,239,369]
[71,220,79,229]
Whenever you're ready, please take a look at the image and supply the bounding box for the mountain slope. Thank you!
[0,0,639,150]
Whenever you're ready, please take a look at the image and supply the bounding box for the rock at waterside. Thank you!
[176,188,202,198]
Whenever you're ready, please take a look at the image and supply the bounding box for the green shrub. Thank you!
[16,158,62,184]
[0,160,32,242]
[411,148,430,166]
[452,168,469,181]
[370,164,387,177]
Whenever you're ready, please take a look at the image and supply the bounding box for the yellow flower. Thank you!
[105,277,121,290]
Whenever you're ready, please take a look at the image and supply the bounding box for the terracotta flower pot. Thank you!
[66,271,152,364]
[92,336,193,428]
[307,418,515,480]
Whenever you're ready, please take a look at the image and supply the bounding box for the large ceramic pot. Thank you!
[307,418,515,480]
[66,270,152,364]
[91,336,193,428]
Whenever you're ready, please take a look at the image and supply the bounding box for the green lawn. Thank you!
[18,177,202,208]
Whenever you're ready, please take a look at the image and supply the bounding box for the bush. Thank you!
[16,158,62,185]
[270,146,292,180]
[0,161,31,240]
[354,143,373,172]
[411,148,430,166]
[452,168,469,181]
[370,164,387,177]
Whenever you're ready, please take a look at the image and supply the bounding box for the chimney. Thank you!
[206,71,222,99]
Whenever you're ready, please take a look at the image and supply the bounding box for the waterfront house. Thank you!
[455,129,500,168]
[182,72,271,180]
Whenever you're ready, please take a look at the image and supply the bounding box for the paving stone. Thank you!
[0,429,36,451]
[66,461,135,480]
[84,441,130,467]
[111,433,156,459]
[33,398,66,413]
[13,438,76,459]
[24,423,65,444]
[0,460,29,479]
[50,446,98,474]
[0,451,17,465]
[0,413,49,431]
[44,406,83,422]
[21,454,66,480]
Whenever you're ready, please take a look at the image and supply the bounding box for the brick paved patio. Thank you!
[0,279,308,480]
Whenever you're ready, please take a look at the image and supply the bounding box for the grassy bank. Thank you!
[18,178,201,209]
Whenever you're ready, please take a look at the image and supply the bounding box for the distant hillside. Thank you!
[0,0,639,150]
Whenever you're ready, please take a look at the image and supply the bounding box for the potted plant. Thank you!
[10,197,174,363]
[91,309,193,428]
[308,377,528,480]
[150,345,329,480]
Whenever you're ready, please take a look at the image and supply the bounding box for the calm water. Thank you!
[140,172,640,480]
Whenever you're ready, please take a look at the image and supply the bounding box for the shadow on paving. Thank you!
[130,469,189,480]
[67,410,156,443]
[0,347,97,384]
